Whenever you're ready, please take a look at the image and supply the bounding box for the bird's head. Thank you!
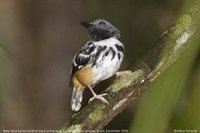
[81,19,120,41]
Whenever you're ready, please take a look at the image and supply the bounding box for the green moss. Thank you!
[60,124,82,133]
[109,70,144,92]
[175,14,192,36]
[89,104,105,122]
[154,15,192,75]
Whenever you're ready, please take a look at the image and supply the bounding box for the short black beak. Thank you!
[80,21,94,29]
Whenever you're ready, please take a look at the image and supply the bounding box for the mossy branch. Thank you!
[59,1,200,132]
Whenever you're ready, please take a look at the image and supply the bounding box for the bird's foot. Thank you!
[115,70,133,78]
[89,93,109,105]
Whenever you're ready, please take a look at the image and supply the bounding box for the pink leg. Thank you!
[88,86,109,105]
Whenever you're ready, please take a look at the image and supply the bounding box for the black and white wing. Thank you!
[69,40,111,82]
[70,41,96,77]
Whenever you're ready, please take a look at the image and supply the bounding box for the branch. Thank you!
[59,1,200,132]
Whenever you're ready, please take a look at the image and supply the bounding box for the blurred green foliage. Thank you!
[129,24,200,133]
[177,62,200,130]
[0,43,6,55]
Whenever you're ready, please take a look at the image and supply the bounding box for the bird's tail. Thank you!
[71,87,84,111]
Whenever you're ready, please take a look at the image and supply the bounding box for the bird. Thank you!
[70,19,124,111]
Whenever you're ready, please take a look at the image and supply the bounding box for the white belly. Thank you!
[90,37,124,84]
[92,51,123,84]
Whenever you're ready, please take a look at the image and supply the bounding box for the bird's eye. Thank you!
[98,21,106,25]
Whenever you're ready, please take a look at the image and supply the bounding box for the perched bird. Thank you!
[70,19,124,111]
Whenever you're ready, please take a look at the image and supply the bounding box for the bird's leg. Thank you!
[88,86,109,105]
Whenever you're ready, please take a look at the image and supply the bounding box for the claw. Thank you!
[88,93,109,105]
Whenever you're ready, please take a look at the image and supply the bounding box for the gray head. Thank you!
[81,19,120,41]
